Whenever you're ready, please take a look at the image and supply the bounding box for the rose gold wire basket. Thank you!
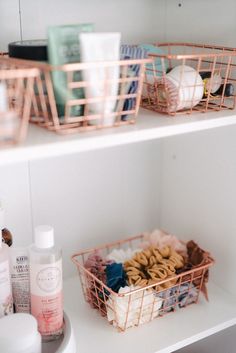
[0,58,39,145]
[0,56,151,134]
[71,234,214,332]
[141,43,236,115]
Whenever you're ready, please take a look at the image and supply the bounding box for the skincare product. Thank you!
[0,313,41,353]
[47,23,94,117]
[29,225,63,341]
[10,247,30,313]
[80,32,121,126]
[0,202,13,247]
[0,231,13,317]
[0,83,20,143]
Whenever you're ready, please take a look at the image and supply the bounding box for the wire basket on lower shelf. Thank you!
[71,233,214,332]
[141,43,236,115]
[0,64,39,145]
[0,56,150,134]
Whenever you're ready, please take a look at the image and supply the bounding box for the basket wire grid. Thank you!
[72,234,214,332]
[0,59,39,145]
[0,56,151,134]
[141,43,236,115]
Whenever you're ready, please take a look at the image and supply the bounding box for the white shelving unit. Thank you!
[64,277,236,353]
[2,108,236,165]
[1,1,236,352]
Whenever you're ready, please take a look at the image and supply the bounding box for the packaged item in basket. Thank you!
[119,45,148,120]
[156,65,204,112]
[79,32,121,126]
[47,23,94,118]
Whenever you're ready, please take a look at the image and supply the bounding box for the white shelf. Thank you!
[64,277,236,353]
[1,108,236,165]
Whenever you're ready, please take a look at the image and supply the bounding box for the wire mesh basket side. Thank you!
[0,66,39,145]
[72,235,214,332]
[141,43,236,115]
[0,57,151,134]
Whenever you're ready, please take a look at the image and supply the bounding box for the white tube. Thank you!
[79,32,121,126]
[10,247,30,313]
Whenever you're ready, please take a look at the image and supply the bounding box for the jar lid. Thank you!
[0,313,40,352]
[8,40,48,61]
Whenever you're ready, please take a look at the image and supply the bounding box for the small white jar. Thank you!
[0,313,41,353]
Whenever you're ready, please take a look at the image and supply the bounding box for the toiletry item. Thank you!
[29,225,63,341]
[0,313,41,353]
[0,202,13,246]
[10,247,30,313]
[200,71,222,94]
[80,32,121,126]
[8,40,48,61]
[47,23,94,117]
[0,83,20,143]
[157,65,204,112]
[0,232,13,317]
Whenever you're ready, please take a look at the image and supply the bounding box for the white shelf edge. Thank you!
[159,318,236,353]
[64,276,236,353]
[1,108,236,165]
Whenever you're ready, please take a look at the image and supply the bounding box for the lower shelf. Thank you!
[64,277,236,353]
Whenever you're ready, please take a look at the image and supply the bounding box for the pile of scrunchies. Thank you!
[84,229,212,330]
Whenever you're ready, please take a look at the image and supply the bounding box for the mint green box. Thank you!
[47,23,94,118]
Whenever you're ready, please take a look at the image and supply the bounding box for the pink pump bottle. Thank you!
[29,225,63,341]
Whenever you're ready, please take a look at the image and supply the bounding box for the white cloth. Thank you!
[107,285,163,330]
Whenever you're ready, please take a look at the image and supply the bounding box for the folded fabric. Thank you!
[120,45,148,120]
[178,283,199,307]
[107,285,163,330]
[105,263,127,293]
[106,247,140,263]
[140,229,187,258]
[157,283,198,313]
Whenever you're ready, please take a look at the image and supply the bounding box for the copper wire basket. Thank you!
[0,56,150,134]
[72,234,214,332]
[141,43,236,115]
[0,58,39,145]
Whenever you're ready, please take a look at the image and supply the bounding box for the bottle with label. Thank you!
[29,225,63,342]
[0,203,13,247]
[0,233,13,317]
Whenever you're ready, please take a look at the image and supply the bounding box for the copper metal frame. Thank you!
[141,43,236,115]
[0,62,39,145]
[71,234,214,332]
[0,56,151,134]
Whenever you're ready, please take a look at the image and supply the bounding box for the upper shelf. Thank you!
[64,277,236,353]
[1,108,236,165]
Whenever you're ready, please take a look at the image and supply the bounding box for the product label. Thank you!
[0,260,13,317]
[30,260,63,336]
[11,252,30,313]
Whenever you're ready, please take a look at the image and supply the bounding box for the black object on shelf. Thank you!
[212,83,234,97]
[8,40,48,61]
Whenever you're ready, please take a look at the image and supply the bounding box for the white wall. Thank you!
[159,124,236,296]
[0,141,161,278]
[0,0,165,51]
[2,1,236,50]
[164,0,236,47]
[0,161,32,246]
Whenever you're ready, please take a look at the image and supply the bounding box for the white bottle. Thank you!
[29,225,63,342]
[0,233,13,317]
